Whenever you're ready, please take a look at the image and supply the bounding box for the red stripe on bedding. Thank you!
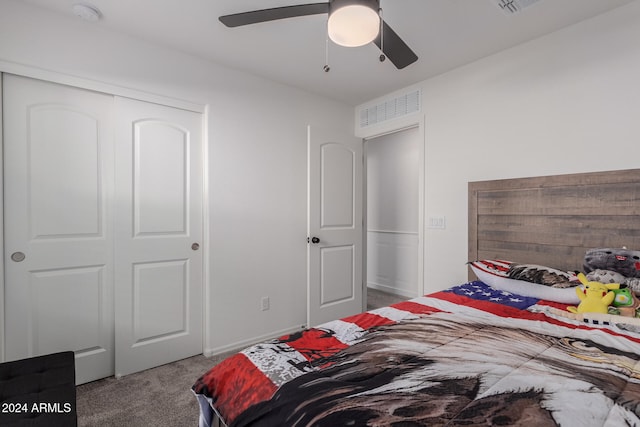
[534,299,573,311]
[472,259,512,275]
[341,312,396,330]
[522,310,640,344]
[284,328,348,362]
[433,291,640,345]
[431,290,529,318]
[434,289,583,325]
[391,300,445,315]
[532,308,640,344]
[199,353,277,422]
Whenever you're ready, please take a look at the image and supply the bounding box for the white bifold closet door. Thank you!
[3,75,116,384]
[113,97,203,378]
[3,74,203,384]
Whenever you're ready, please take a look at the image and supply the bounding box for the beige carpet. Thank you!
[76,289,406,426]
[367,287,408,310]
[76,353,231,427]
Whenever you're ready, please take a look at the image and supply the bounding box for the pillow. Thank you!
[508,263,574,288]
[586,269,626,285]
[626,277,640,296]
[586,269,640,296]
[468,259,580,304]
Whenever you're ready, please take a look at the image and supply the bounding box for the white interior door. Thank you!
[307,126,363,327]
[3,74,115,384]
[114,97,203,377]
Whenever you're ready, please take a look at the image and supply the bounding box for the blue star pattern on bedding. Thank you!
[445,281,540,310]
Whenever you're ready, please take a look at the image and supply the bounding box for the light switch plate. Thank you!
[427,216,446,230]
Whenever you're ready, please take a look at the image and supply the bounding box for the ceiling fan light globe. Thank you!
[328,5,380,47]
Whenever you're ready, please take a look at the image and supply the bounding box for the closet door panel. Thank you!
[134,120,188,234]
[31,266,107,353]
[114,97,203,378]
[3,74,114,384]
[29,106,102,237]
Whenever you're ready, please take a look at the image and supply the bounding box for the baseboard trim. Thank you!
[367,282,419,299]
[203,324,306,357]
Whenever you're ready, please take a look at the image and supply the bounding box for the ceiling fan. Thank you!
[218,0,418,70]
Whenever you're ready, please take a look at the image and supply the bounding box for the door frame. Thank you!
[0,64,209,363]
[360,115,426,299]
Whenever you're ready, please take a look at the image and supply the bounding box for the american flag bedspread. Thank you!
[192,281,640,426]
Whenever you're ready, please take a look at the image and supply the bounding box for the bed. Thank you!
[192,168,640,427]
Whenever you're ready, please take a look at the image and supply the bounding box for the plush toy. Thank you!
[583,248,640,278]
[609,286,640,317]
[567,273,617,314]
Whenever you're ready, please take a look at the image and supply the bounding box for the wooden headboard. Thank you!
[468,169,640,279]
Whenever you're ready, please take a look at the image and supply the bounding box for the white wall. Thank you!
[0,0,354,354]
[425,0,640,292]
[360,1,640,294]
[366,127,420,297]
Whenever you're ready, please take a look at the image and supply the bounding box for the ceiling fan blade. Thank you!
[219,3,329,27]
[373,20,418,69]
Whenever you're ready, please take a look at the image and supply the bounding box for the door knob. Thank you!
[309,237,320,244]
[11,252,26,262]
[191,243,200,251]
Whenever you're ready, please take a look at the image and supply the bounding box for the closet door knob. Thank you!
[11,252,26,262]
[191,243,200,251]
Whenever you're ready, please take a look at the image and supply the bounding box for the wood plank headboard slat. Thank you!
[468,169,640,280]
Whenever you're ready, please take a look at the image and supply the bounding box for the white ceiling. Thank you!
[19,0,637,105]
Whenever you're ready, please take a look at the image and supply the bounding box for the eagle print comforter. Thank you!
[192,282,640,426]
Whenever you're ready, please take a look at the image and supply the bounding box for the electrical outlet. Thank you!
[260,296,270,311]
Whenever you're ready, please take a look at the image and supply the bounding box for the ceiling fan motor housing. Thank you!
[328,0,380,13]
[328,0,381,47]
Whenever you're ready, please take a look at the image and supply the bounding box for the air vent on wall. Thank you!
[493,0,542,15]
[359,89,421,128]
